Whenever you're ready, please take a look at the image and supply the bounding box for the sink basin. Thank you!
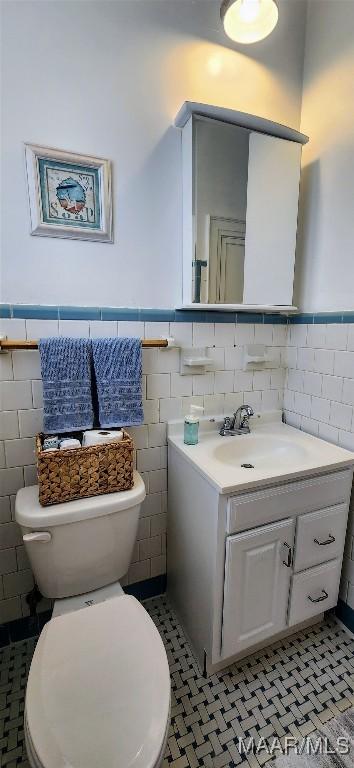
[168,412,354,494]
[213,434,308,471]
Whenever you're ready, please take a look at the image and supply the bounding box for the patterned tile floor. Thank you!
[1,596,354,768]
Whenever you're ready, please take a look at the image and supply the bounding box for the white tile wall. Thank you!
[283,322,354,608]
[0,316,287,623]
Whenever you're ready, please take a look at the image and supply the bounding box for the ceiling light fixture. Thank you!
[221,0,278,44]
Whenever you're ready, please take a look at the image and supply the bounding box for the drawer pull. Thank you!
[314,534,336,546]
[308,589,329,604]
[283,543,293,568]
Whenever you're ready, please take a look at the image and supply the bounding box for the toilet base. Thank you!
[52,580,124,618]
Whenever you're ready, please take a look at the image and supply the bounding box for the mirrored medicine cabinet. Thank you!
[175,102,309,312]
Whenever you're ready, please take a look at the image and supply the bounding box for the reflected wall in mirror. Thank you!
[193,119,248,304]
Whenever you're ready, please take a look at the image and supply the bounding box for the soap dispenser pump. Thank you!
[184,405,204,445]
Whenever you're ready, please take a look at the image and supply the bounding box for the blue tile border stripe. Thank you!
[2,304,354,324]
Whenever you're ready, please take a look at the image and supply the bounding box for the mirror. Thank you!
[180,108,304,309]
[194,119,248,304]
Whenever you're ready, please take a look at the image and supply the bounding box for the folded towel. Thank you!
[39,337,94,434]
[91,337,144,428]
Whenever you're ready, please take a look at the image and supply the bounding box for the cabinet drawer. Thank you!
[288,559,342,627]
[227,469,352,535]
[294,503,348,572]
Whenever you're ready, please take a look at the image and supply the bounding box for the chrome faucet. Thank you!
[219,405,254,436]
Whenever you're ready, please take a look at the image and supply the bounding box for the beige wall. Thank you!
[294,0,354,312]
[0,0,306,308]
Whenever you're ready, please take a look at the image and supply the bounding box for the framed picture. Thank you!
[24,143,113,242]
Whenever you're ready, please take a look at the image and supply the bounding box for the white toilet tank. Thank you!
[15,471,146,599]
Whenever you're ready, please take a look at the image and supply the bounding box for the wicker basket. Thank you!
[36,431,134,507]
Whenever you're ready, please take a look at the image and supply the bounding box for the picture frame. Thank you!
[24,143,113,242]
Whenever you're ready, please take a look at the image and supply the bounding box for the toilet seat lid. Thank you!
[26,596,170,768]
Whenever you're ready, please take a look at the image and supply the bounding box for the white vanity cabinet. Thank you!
[167,440,353,675]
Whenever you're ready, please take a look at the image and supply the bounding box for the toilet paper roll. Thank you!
[59,438,81,450]
[82,430,124,447]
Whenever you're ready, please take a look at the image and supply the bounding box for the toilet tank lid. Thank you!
[15,471,146,528]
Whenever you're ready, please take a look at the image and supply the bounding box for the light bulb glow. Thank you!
[239,0,261,23]
[221,0,278,44]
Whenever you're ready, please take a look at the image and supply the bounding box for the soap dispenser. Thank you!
[184,405,204,445]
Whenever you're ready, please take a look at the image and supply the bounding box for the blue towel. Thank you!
[91,337,144,428]
[39,337,94,434]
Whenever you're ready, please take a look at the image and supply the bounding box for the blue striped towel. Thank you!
[38,337,93,434]
[91,337,144,428]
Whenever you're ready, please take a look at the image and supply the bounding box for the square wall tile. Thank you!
[89,321,118,338]
[193,373,214,396]
[214,323,236,346]
[193,323,215,347]
[307,324,326,348]
[293,391,311,417]
[12,351,41,380]
[170,374,193,398]
[18,409,43,438]
[145,322,169,339]
[325,324,348,351]
[342,379,354,406]
[146,374,170,400]
[0,318,26,339]
[322,375,343,402]
[0,497,11,524]
[302,372,322,397]
[297,347,314,372]
[334,351,354,378]
[1,381,32,410]
[318,422,339,444]
[59,320,90,337]
[0,411,19,440]
[118,321,144,338]
[142,399,159,424]
[5,437,36,468]
[235,323,255,345]
[329,401,353,430]
[149,469,167,494]
[311,396,331,423]
[0,355,13,381]
[234,371,253,392]
[254,325,273,345]
[314,348,335,375]
[214,371,234,394]
[169,323,193,348]
[26,319,59,339]
[148,423,166,448]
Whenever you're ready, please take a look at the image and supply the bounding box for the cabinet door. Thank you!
[222,519,295,659]
[243,132,301,306]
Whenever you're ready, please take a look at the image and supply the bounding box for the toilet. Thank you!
[15,471,171,768]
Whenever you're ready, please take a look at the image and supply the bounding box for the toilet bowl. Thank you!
[24,596,170,768]
[15,472,171,768]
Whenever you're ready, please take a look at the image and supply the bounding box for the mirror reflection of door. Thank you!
[207,216,245,304]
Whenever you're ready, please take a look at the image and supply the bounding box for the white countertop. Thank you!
[168,412,354,494]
